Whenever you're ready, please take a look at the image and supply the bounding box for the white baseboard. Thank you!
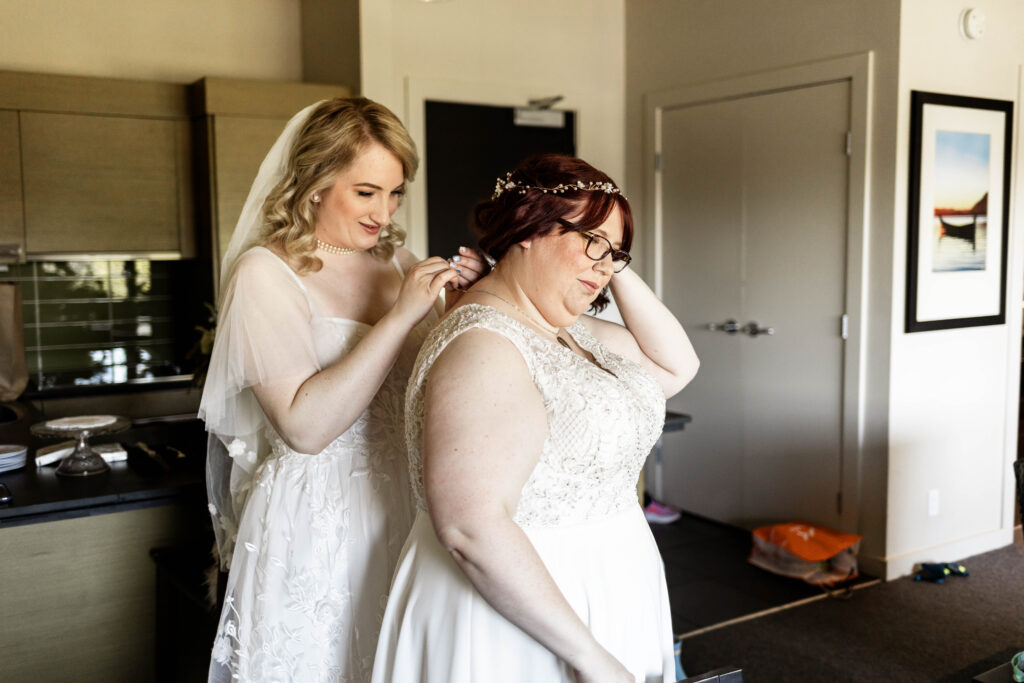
[875,527,1016,580]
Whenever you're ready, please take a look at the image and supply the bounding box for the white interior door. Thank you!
[659,80,850,529]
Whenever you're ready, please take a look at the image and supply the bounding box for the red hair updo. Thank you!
[473,154,633,312]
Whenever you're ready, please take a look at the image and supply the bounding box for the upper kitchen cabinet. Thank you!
[190,77,351,287]
[0,71,194,259]
[0,110,23,261]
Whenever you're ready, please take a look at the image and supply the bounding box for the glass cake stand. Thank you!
[30,415,131,477]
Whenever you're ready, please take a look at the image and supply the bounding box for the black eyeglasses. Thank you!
[557,219,631,272]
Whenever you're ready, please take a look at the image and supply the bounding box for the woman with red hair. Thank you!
[373,154,699,682]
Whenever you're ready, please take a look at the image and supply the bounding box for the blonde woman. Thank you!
[199,98,484,682]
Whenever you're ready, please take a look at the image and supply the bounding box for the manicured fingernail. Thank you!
[459,246,467,253]
[452,254,461,262]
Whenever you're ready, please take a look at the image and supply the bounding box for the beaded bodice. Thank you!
[405,304,665,528]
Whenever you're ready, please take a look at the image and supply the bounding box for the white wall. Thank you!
[0,0,302,82]
[886,0,1024,578]
[625,0,901,573]
[359,0,626,257]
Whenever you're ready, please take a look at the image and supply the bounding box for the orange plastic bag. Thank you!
[748,522,862,585]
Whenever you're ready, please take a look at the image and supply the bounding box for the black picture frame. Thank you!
[906,91,1013,333]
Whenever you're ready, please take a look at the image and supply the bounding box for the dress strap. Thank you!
[411,305,540,391]
[391,254,405,278]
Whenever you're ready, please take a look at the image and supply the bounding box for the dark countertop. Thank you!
[0,411,688,527]
[0,416,206,526]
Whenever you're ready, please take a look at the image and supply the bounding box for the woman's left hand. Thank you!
[446,246,488,291]
[583,266,699,399]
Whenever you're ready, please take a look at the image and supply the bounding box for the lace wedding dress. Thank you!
[205,247,434,683]
[372,304,675,683]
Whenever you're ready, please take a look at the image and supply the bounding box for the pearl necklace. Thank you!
[316,238,359,255]
[473,289,571,349]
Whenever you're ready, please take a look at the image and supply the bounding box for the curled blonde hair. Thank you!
[260,97,418,272]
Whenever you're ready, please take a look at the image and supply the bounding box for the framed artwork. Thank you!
[906,90,1013,333]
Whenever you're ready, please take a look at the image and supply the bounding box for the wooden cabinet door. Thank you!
[210,115,291,277]
[0,110,24,256]
[20,112,185,254]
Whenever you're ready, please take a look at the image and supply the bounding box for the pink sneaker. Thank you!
[644,500,681,524]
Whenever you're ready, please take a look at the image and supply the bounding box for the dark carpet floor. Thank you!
[674,534,1024,682]
[650,511,871,636]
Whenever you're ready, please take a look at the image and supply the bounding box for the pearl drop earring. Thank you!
[312,193,320,203]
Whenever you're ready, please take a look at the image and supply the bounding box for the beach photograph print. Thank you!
[931,130,989,272]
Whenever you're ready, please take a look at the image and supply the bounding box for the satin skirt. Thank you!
[372,505,675,683]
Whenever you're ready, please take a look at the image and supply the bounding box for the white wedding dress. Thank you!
[372,304,675,683]
[204,247,435,683]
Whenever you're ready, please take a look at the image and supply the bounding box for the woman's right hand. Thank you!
[389,256,459,326]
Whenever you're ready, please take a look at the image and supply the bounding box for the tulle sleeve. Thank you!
[199,247,321,568]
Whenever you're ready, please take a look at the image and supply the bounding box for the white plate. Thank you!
[45,415,117,430]
[0,444,27,472]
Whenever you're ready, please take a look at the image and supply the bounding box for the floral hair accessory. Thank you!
[491,171,626,200]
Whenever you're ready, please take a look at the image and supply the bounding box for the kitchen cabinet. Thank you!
[0,418,208,681]
[190,77,351,287]
[207,115,296,276]
[21,112,193,255]
[0,110,23,259]
[1,505,204,682]
[0,70,194,259]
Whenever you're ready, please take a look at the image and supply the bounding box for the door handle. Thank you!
[707,318,740,334]
[744,321,775,337]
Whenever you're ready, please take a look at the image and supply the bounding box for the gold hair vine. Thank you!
[491,172,625,200]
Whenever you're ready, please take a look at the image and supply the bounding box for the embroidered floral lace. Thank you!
[405,304,665,528]
[205,249,431,683]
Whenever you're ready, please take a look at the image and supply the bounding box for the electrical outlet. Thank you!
[928,489,940,517]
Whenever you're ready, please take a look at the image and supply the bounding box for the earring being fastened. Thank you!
[473,290,571,349]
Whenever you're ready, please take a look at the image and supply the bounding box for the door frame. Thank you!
[402,77,579,258]
[643,53,873,534]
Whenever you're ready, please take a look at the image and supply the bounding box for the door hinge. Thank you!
[845,131,852,157]
[836,491,843,514]
[840,314,849,340]
[654,152,663,172]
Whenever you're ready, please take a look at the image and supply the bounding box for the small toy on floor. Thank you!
[913,562,969,583]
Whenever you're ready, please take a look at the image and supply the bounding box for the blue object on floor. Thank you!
[945,562,969,577]
[913,562,969,583]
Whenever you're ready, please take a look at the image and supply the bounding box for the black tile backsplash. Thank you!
[0,258,205,393]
